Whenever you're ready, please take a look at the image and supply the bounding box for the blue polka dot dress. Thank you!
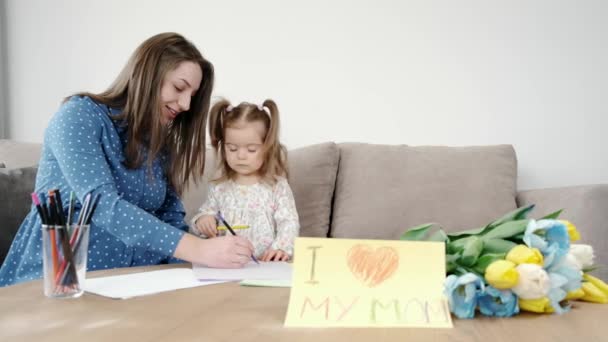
[0,96,188,287]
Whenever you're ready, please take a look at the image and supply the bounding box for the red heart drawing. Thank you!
[347,244,399,287]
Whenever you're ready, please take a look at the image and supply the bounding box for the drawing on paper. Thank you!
[346,244,399,287]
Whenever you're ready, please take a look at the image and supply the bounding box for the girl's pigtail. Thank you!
[208,99,232,149]
[262,99,280,148]
[261,99,288,179]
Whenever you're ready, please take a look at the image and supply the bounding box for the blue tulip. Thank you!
[444,273,484,319]
[546,256,583,314]
[547,272,570,314]
[478,286,519,317]
[524,219,570,268]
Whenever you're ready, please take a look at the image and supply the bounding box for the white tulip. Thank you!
[512,264,551,299]
[569,244,595,269]
[557,253,584,271]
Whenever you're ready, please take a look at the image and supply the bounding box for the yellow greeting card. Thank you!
[284,237,452,328]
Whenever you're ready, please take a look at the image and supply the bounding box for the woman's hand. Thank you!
[194,215,218,237]
[174,234,255,268]
[260,248,290,262]
[200,235,255,268]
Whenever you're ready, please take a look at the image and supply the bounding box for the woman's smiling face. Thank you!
[159,61,202,125]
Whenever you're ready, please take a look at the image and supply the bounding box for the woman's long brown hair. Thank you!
[69,32,213,195]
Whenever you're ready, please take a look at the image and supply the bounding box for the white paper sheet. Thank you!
[193,261,292,281]
[84,268,228,299]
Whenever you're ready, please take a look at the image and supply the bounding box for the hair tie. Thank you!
[226,105,233,112]
[258,104,271,115]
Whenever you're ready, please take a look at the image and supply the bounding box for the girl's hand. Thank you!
[260,248,290,262]
[195,215,218,237]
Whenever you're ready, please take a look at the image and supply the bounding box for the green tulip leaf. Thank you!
[583,264,605,273]
[445,254,459,273]
[510,233,525,243]
[447,236,475,254]
[482,238,517,254]
[459,236,484,267]
[428,228,449,242]
[453,266,471,276]
[482,220,528,240]
[400,223,436,241]
[447,226,487,240]
[472,253,506,274]
[487,204,535,228]
[446,254,460,262]
[541,209,563,220]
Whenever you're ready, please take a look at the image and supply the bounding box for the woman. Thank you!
[0,32,254,287]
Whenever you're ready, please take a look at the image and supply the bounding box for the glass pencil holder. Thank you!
[41,224,90,298]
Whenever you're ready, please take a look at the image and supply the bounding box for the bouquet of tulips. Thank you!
[401,204,608,318]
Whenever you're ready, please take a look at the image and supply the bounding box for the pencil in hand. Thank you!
[215,211,259,264]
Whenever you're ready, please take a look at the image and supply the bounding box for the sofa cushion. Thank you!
[0,140,42,168]
[0,167,38,264]
[288,142,339,237]
[181,142,340,238]
[330,143,518,239]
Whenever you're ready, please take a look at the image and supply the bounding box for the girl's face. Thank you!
[224,121,266,178]
[159,61,202,125]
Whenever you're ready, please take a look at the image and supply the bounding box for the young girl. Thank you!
[190,99,300,262]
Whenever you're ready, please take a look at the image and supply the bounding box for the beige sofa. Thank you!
[1,139,607,279]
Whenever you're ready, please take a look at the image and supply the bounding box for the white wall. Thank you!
[4,0,608,190]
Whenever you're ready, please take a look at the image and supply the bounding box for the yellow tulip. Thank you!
[506,245,543,265]
[519,297,554,313]
[565,288,585,300]
[583,273,608,296]
[561,220,580,242]
[580,282,608,304]
[485,260,519,289]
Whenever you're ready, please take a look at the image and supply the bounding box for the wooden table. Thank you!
[0,264,605,342]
